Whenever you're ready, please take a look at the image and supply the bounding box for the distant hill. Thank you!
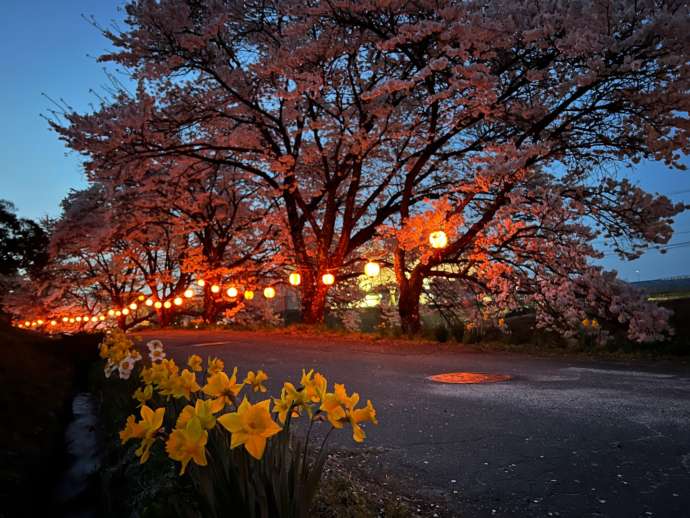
[631,276,690,295]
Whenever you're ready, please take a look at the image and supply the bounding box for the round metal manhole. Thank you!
[428,372,512,384]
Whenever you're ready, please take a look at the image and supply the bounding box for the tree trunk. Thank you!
[398,286,422,335]
[299,283,329,325]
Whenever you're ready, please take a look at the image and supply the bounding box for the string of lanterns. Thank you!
[15,231,448,330]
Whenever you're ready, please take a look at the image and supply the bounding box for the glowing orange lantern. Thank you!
[91,316,98,322]
[24,320,30,327]
[17,323,23,328]
[154,301,163,309]
[164,300,172,309]
[289,273,301,286]
[226,287,238,298]
[69,318,75,324]
[138,294,145,301]
[263,287,276,299]
[322,273,335,286]
[145,298,154,307]
[76,316,82,322]
[107,309,115,316]
[62,316,68,323]
[197,279,206,287]
[429,230,448,249]
[115,310,122,317]
[129,302,138,310]
[364,261,380,277]
[99,315,106,321]
[122,308,130,316]
[50,320,57,326]
[211,284,220,294]
[244,290,254,300]
[37,319,44,326]
[183,289,194,298]
[173,296,183,306]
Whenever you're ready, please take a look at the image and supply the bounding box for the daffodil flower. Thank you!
[187,354,203,372]
[244,369,269,393]
[166,417,208,474]
[218,397,282,460]
[348,400,378,443]
[176,399,217,431]
[202,368,244,412]
[120,405,165,463]
[133,384,153,406]
[207,357,225,376]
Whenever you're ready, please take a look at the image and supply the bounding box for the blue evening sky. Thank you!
[0,0,688,281]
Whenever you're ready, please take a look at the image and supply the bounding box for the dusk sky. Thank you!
[1,0,689,282]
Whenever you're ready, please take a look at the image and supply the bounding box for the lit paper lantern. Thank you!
[164,300,172,309]
[50,320,57,326]
[107,309,115,316]
[211,284,221,294]
[129,302,138,310]
[91,316,98,322]
[429,230,448,249]
[173,296,183,306]
[37,319,44,325]
[184,289,194,298]
[99,315,106,321]
[197,279,206,287]
[115,310,122,317]
[263,287,276,299]
[244,290,254,300]
[154,301,163,309]
[145,298,154,307]
[322,273,335,285]
[138,294,145,301]
[122,308,130,316]
[24,320,30,327]
[31,321,37,327]
[226,287,238,298]
[364,261,380,277]
[18,323,23,328]
[62,317,68,322]
[69,318,75,324]
[76,316,82,322]
[289,272,301,286]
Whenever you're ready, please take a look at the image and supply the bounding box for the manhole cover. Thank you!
[428,372,512,384]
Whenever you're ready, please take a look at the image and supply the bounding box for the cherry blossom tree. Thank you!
[52,0,689,339]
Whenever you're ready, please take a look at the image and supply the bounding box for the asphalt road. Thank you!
[139,329,690,518]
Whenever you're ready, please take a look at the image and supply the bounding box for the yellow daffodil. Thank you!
[207,357,225,375]
[300,369,327,403]
[320,383,358,428]
[202,368,244,412]
[176,399,217,431]
[166,417,208,475]
[120,405,165,463]
[349,400,378,443]
[272,386,301,424]
[187,354,203,372]
[245,369,269,393]
[218,397,282,460]
[161,369,201,400]
[133,384,153,406]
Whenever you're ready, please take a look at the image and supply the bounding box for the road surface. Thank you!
[138,329,690,518]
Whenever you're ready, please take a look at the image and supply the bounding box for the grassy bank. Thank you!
[0,323,100,518]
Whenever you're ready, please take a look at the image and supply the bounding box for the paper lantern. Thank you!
[50,320,57,326]
[263,287,276,299]
[197,279,206,287]
[91,316,98,322]
[138,294,145,301]
[62,317,68,322]
[364,261,380,277]
[107,309,115,316]
[99,315,106,321]
[211,284,221,294]
[154,301,163,309]
[115,310,122,317]
[164,300,172,309]
[429,230,448,249]
[289,272,301,286]
[122,308,130,316]
[244,290,254,300]
[145,298,154,307]
[322,273,335,285]
[129,302,138,310]
[69,318,75,324]
[184,289,194,298]
[23,320,30,327]
[76,316,82,322]
[226,287,238,298]
[173,296,183,306]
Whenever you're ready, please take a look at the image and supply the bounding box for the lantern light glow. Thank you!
[226,287,238,298]
[211,284,221,294]
[322,273,335,285]
[429,230,448,249]
[244,290,254,300]
[289,273,301,286]
[145,298,154,306]
[173,296,183,306]
[263,287,276,299]
[154,301,163,309]
[164,300,172,309]
[364,261,380,277]
[184,289,194,298]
